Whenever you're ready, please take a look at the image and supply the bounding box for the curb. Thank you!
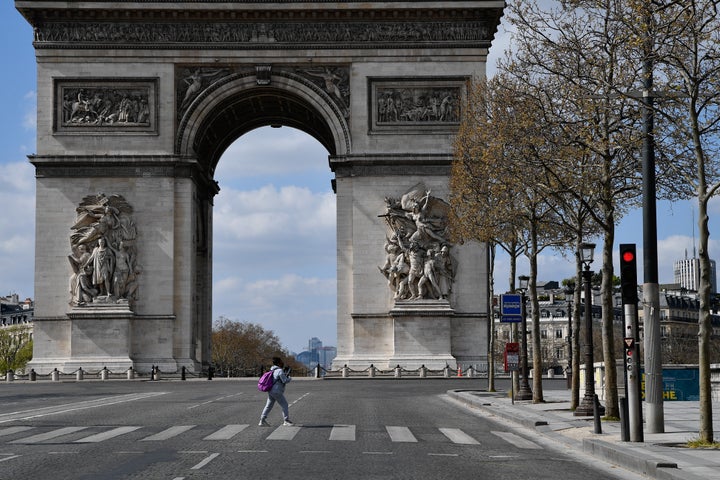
[446,390,707,480]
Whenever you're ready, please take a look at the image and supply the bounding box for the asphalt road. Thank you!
[0,378,642,480]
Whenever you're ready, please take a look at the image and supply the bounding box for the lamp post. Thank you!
[574,243,605,416]
[515,275,533,400]
[564,286,573,389]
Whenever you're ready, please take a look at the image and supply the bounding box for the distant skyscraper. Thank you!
[308,337,323,352]
[674,249,717,294]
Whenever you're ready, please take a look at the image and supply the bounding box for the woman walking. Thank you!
[259,357,293,426]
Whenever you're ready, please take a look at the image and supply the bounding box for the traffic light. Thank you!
[619,243,638,304]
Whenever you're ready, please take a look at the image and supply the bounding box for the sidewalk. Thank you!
[447,388,720,480]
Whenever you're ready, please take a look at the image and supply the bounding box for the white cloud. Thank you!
[217,127,329,180]
[0,161,35,298]
[212,273,337,353]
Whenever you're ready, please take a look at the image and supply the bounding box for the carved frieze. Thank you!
[68,194,141,307]
[370,78,466,133]
[176,65,350,117]
[378,183,457,304]
[55,79,157,134]
[35,21,492,47]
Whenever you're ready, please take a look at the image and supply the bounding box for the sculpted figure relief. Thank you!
[378,184,457,302]
[68,193,141,306]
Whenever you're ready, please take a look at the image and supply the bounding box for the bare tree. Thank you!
[503,0,645,418]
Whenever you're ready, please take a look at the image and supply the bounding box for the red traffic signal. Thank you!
[619,244,638,304]
[622,250,635,263]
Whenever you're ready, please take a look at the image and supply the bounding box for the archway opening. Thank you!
[211,126,337,354]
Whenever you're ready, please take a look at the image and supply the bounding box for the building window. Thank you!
[555,329,563,339]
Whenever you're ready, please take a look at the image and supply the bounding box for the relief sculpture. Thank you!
[377,86,460,124]
[378,184,456,302]
[61,86,151,127]
[68,193,141,307]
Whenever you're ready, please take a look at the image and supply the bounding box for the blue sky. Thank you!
[2,5,718,354]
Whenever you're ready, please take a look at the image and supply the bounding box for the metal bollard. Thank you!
[467,366,475,378]
[419,365,427,378]
[593,394,603,434]
[76,368,84,381]
[181,366,186,381]
[51,368,60,382]
[101,367,109,381]
[127,367,134,380]
[342,365,349,378]
[443,365,451,378]
[207,366,213,380]
[6,369,14,382]
[153,366,160,381]
[314,364,321,379]
[394,365,402,378]
[368,364,376,378]
[30,369,36,381]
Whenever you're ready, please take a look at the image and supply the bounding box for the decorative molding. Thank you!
[54,78,158,135]
[369,77,466,133]
[34,21,493,49]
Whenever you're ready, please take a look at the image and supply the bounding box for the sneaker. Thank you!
[282,420,294,426]
[258,419,271,427]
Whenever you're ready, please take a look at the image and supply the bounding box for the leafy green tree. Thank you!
[0,326,33,373]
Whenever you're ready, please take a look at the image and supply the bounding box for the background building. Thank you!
[673,250,717,294]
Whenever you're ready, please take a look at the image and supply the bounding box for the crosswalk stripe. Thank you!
[141,425,195,441]
[0,426,34,437]
[10,426,88,444]
[75,426,142,443]
[491,431,542,449]
[266,425,301,441]
[386,426,418,443]
[203,424,248,440]
[438,428,480,445]
[329,424,355,441]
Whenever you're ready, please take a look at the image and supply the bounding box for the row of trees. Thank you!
[450,0,720,442]
[211,316,301,377]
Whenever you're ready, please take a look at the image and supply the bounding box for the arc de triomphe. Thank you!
[17,1,503,374]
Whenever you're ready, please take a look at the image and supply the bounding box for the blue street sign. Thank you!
[500,294,522,316]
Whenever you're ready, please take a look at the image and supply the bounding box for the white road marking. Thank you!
[10,426,88,444]
[0,426,34,437]
[438,428,480,445]
[74,426,142,443]
[141,425,195,441]
[386,426,418,442]
[191,452,220,470]
[330,424,355,441]
[203,424,248,440]
[0,392,169,424]
[266,425,301,441]
[0,455,21,463]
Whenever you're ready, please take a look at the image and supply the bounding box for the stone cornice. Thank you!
[29,154,220,195]
[17,2,504,49]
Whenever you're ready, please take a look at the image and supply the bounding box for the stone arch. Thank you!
[177,71,350,177]
[18,0,503,375]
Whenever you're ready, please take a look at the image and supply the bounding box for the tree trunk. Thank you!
[601,227,619,418]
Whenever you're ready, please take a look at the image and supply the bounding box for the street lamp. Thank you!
[564,286,573,388]
[515,275,533,401]
[574,242,605,416]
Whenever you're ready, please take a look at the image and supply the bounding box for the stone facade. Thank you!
[16,1,504,373]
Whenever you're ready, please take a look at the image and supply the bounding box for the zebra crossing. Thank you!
[0,424,541,449]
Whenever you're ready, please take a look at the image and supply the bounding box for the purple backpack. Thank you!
[258,370,275,392]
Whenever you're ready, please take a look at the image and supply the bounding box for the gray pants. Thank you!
[261,391,289,421]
